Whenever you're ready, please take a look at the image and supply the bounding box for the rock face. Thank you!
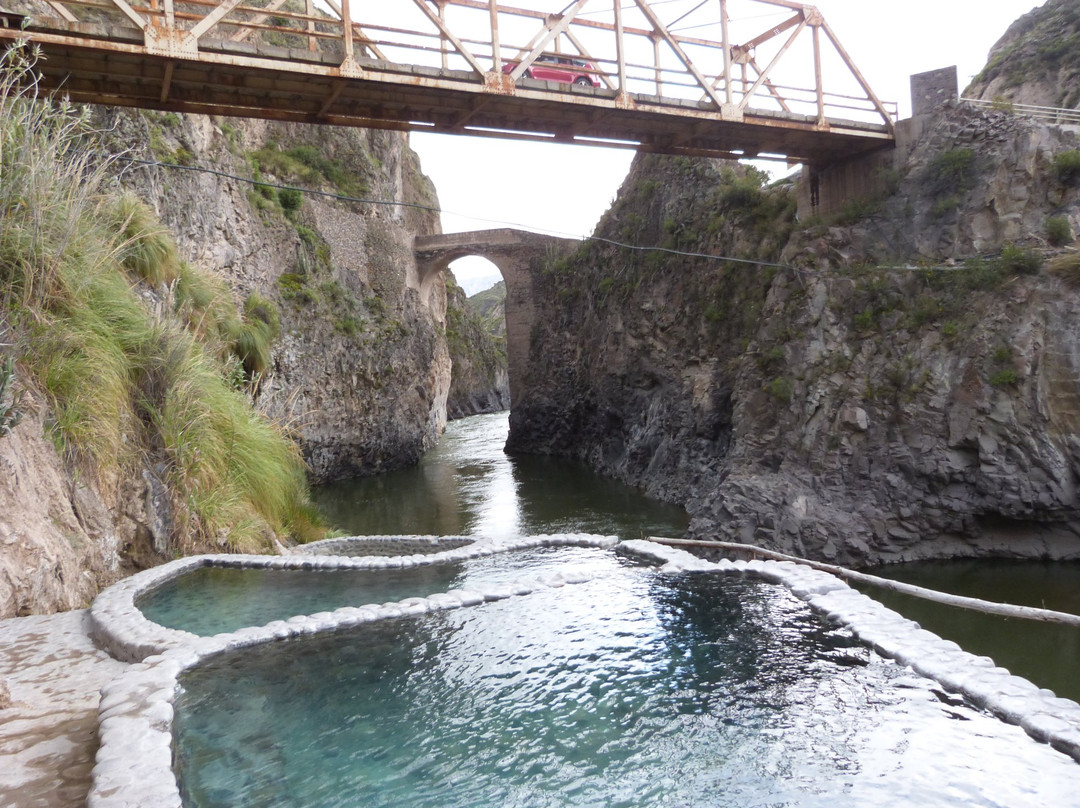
[965,0,1080,109]
[1,102,456,615]
[797,99,1080,262]
[445,278,510,419]
[509,99,1080,566]
[95,110,450,481]
[1,406,121,616]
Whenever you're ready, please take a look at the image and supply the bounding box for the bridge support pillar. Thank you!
[797,66,959,221]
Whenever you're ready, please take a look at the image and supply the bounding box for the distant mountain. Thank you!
[966,0,1080,108]
[457,272,503,297]
[467,281,506,339]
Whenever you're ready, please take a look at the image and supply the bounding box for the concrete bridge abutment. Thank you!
[798,66,960,220]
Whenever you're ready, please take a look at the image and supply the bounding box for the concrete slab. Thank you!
[0,611,127,808]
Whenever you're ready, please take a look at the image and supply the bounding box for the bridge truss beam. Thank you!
[0,0,896,163]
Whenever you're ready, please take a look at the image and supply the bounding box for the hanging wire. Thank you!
[110,152,990,277]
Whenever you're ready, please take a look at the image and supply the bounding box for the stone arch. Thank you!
[414,229,575,407]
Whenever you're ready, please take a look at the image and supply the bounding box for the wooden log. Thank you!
[645,536,1080,628]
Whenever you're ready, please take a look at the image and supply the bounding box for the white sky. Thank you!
[409,0,1045,289]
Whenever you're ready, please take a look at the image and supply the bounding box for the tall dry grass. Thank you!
[0,43,321,549]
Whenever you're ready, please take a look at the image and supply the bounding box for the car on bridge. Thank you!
[503,55,601,88]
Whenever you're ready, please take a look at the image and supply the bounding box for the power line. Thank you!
[113,153,1014,277]
[115,153,805,270]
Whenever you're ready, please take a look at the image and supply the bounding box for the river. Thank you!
[314,411,1080,705]
[313,411,689,541]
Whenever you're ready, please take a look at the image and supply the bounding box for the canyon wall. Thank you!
[509,93,1080,565]
[1,101,459,616]
[99,110,450,481]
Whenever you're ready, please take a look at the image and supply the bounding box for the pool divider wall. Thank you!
[87,533,619,808]
[620,540,1080,762]
[89,534,613,664]
[294,535,477,557]
[86,537,1080,807]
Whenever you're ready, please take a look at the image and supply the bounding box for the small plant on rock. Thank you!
[989,369,1019,388]
[765,377,793,404]
[0,356,24,436]
[926,148,977,197]
[1047,215,1073,247]
[997,243,1042,275]
[1053,150,1080,186]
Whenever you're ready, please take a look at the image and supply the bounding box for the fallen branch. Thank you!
[645,536,1080,628]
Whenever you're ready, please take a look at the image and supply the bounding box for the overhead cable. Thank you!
[113,153,1008,276]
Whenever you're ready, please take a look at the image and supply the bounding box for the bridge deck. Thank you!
[1,1,895,163]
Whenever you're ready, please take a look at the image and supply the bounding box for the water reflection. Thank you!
[858,558,1080,703]
[313,412,688,541]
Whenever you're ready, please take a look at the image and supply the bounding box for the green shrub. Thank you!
[1053,150,1080,185]
[1047,215,1073,247]
[107,193,181,285]
[853,308,876,331]
[908,296,943,328]
[279,187,303,213]
[244,292,281,339]
[989,369,1019,388]
[765,377,793,403]
[757,345,786,372]
[172,147,194,167]
[997,243,1042,275]
[334,315,364,336]
[926,148,977,197]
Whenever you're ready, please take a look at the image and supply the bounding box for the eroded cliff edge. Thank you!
[100,111,450,481]
[509,93,1080,566]
[0,97,459,616]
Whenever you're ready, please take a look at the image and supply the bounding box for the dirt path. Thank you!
[0,611,127,808]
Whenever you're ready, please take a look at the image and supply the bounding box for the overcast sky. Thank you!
[410,0,1045,291]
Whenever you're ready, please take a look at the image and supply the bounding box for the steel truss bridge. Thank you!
[0,0,897,163]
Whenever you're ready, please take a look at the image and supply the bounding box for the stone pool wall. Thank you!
[88,534,610,664]
[85,537,1080,808]
[293,535,476,557]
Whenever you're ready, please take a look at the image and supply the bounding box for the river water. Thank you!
[313,411,689,541]
[313,412,1080,705]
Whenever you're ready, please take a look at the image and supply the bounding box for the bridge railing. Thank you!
[16,0,896,133]
[962,97,1080,126]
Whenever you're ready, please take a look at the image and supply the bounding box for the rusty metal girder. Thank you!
[1,0,896,164]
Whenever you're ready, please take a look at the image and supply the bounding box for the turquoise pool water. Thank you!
[137,547,609,636]
[173,559,1080,807]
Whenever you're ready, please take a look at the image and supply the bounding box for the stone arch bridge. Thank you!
[415,229,575,406]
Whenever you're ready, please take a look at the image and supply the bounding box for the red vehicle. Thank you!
[502,55,601,87]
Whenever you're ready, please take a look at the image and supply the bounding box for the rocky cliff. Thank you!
[445,277,510,419]
[0,22,467,614]
[98,110,450,481]
[509,86,1080,565]
[966,0,1080,109]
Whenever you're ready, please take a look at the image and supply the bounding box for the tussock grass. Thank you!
[107,193,181,285]
[0,44,319,549]
[1049,252,1080,285]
